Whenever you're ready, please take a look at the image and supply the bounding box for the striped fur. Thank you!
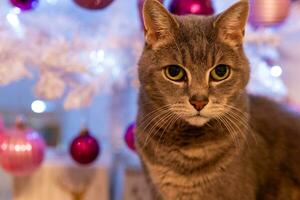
[136,0,300,199]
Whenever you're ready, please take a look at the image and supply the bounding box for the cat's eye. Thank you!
[210,64,231,81]
[165,65,186,82]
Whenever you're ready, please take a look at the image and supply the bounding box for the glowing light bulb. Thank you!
[31,100,47,113]
[270,65,282,77]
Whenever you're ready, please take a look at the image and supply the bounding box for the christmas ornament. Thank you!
[0,116,5,152]
[0,118,45,176]
[124,123,136,151]
[70,128,100,165]
[10,0,39,11]
[169,0,214,16]
[249,0,291,27]
[0,115,4,134]
[74,0,114,10]
[138,0,164,28]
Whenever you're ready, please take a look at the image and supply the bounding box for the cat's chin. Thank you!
[185,116,210,127]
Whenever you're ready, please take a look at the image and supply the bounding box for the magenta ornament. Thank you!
[169,0,214,16]
[70,129,100,165]
[138,0,164,28]
[124,123,136,152]
[0,116,5,154]
[249,0,291,27]
[0,115,4,131]
[0,120,45,176]
[10,0,39,11]
[74,0,114,10]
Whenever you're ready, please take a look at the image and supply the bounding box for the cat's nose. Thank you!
[189,95,208,111]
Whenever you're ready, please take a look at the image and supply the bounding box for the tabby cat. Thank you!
[135,0,300,199]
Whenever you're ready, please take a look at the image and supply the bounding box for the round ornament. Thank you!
[169,0,214,16]
[0,118,45,176]
[10,0,39,11]
[249,0,291,27]
[74,0,114,10]
[0,116,5,152]
[69,128,100,165]
[124,123,136,151]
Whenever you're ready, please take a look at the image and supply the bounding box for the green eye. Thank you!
[210,64,230,81]
[165,65,186,81]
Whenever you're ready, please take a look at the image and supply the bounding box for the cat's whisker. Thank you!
[211,104,251,149]
[139,106,176,132]
[222,104,249,118]
[221,113,244,150]
[142,111,174,148]
[135,110,169,141]
[218,115,241,150]
[142,105,185,148]
[137,104,187,148]
[155,114,179,154]
[138,104,179,127]
[226,110,257,145]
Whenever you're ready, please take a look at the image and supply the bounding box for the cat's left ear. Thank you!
[214,0,249,47]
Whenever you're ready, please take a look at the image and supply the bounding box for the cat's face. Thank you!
[139,0,250,126]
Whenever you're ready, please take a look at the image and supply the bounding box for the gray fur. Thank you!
[136,0,300,199]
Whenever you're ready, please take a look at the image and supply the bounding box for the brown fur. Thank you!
[136,0,300,199]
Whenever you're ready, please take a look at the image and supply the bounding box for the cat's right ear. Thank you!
[143,0,179,48]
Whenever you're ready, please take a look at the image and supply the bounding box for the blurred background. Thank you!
[0,0,299,199]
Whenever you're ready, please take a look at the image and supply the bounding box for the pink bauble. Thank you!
[70,129,100,165]
[0,123,45,176]
[74,0,114,10]
[169,0,214,16]
[249,0,291,27]
[0,115,4,132]
[138,0,164,28]
[0,116,5,143]
[124,123,136,151]
[10,0,39,11]
[0,133,5,155]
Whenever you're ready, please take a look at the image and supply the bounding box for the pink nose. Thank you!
[189,94,208,111]
[189,100,208,111]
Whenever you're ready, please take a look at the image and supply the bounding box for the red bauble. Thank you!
[169,0,214,15]
[138,0,164,28]
[10,0,39,11]
[70,129,100,165]
[0,119,45,176]
[74,0,114,10]
[124,123,136,151]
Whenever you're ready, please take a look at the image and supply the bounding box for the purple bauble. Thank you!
[74,0,114,10]
[169,0,214,16]
[124,123,136,151]
[70,129,100,165]
[10,0,39,11]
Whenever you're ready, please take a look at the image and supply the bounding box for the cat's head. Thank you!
[138,0,250,127]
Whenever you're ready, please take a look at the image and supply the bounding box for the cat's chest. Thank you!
[145,161,254,200]
[177,138,231,158]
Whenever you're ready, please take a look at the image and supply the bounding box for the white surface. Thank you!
[0,169,12,200]
[13,149,112,200]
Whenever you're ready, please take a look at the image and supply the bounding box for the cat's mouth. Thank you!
[185,114,210,127]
